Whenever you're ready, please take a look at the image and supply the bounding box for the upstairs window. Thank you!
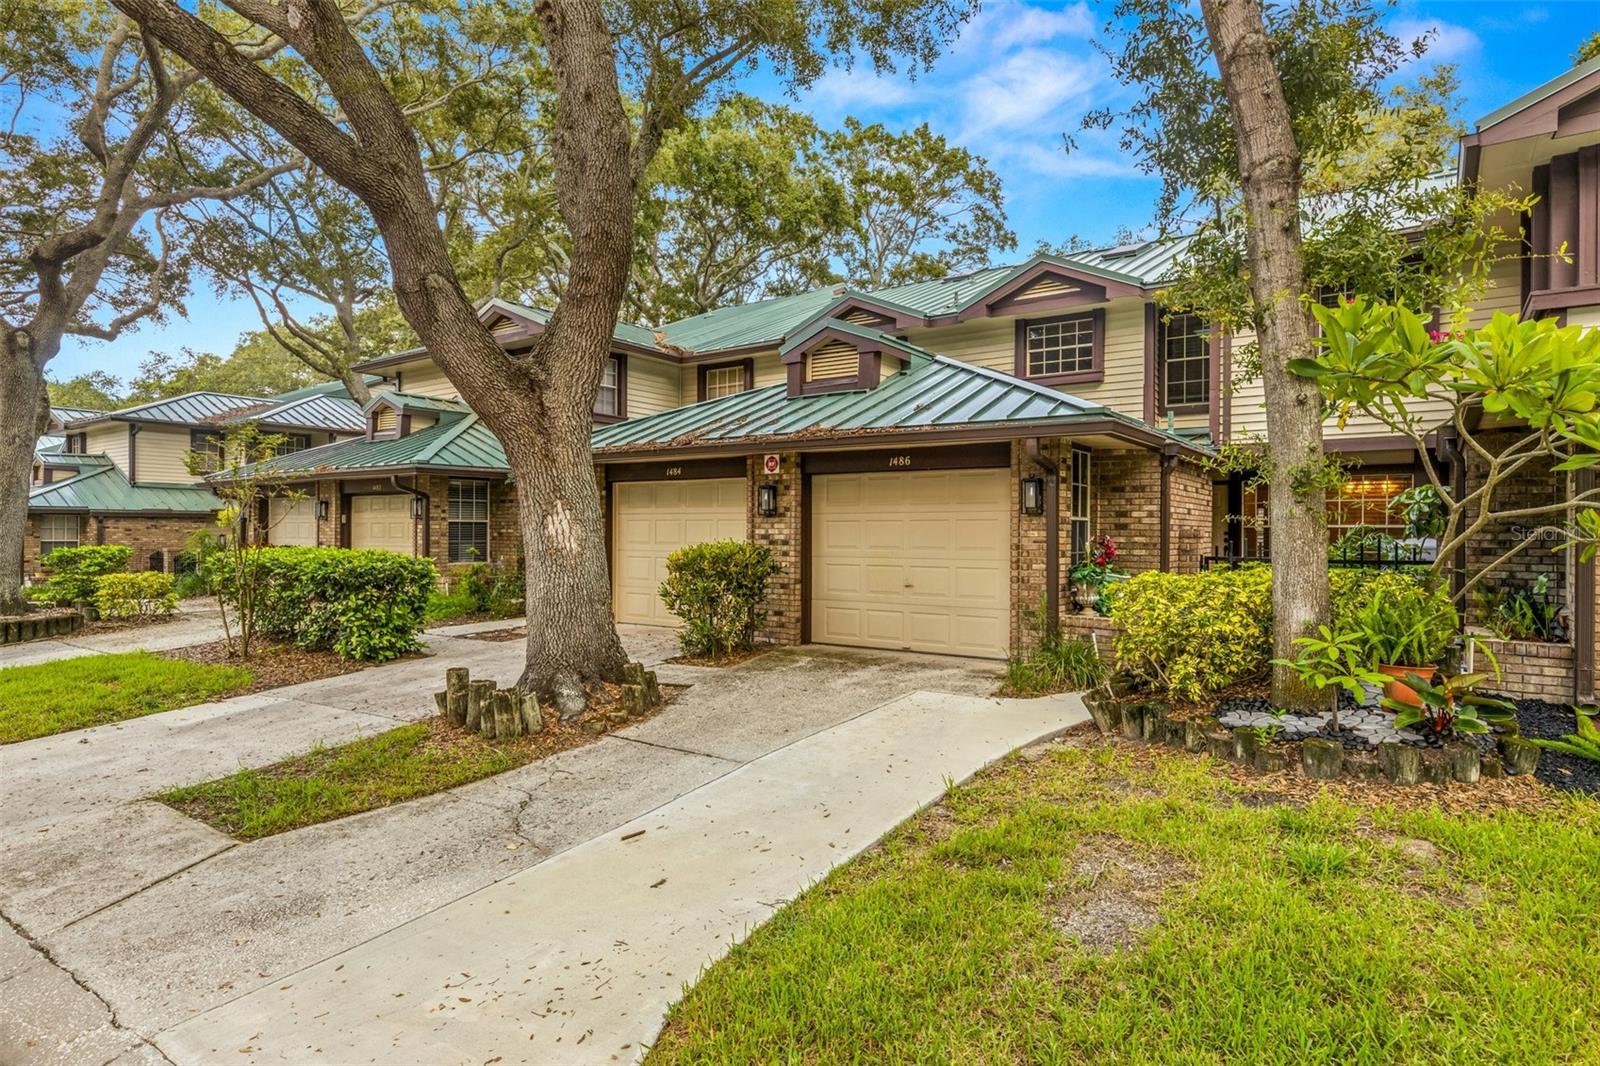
[189,429,224,472]
[448,479,490,563]
[595,356,623,418]
[703,364,748,400]
[1160,312,1210,410]
[277,433,312,455]
[1018,310,1102,384]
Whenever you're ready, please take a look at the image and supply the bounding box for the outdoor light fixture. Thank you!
[757,483,779,517]
[1020,476,1045,516]
[316,499,329,520]
[412,498,425,518]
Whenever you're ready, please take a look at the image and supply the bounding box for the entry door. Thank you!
[811,468,1009,659]
[350,494,415,554]
[612,478,746,627]
[267,496,318,546]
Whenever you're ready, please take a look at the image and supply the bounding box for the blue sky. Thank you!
[53,0,1600,384]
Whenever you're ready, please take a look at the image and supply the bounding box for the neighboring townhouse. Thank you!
[25,382,365,578]
[225,60,1600,679]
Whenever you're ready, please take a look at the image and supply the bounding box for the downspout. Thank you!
[1024,438,1059,641]
[390,475,430,557]
[128,424,140,485]
[1159,443,1178,571]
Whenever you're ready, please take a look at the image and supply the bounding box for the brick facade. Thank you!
[1475,637,1576,703]
[1464,431,1571,627]
[414,475,519,579]
[1167,457,1213,574]
[1093,448,1164,575]
[749,453,803,644]
[25,512,213,580]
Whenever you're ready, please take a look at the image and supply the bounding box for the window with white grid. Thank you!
[1025,314,1096,377]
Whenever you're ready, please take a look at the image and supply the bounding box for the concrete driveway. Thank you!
[0,601,232,669]
[1,628,1084,1065]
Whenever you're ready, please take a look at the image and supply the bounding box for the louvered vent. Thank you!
[806,341,859,381]
[373,407,398,434]
[490,317,520,336]
[1015,275,1079,300]
[841,308,883,325]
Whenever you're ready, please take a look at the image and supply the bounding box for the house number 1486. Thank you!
[887,455,912,468]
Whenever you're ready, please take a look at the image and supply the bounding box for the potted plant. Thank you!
[1354,575,1459,708]
[1069,534,1125,614]
[1381,670,1515,737]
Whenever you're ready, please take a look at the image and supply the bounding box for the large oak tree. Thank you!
[111,0,972,702]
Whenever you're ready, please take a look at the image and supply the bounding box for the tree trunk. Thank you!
[112,0,636,696]
[1199,0,1329,710]
[0,335,49,614]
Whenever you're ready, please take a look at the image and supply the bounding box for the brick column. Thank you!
[1093,448,1163,574]
[750,453,802,645]
[315,480,342,547]
[1010,439,1064,655]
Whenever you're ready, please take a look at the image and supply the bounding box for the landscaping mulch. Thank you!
[1091,729,1565,815]
[459,625,527,643]
[160,638,373,695]
[667,644,773,668]
[1507,697,1600,796]
[80,611,182,635]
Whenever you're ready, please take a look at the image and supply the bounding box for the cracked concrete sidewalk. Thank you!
[1,630,1018,1065]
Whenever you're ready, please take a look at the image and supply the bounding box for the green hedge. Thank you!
[28,545,132,605]
[1106,566,1398,701]
[660,540,779,658]
[94,572,177,620]
[206,547,437,662]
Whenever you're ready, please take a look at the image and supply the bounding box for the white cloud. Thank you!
[958,48,1105,138]
[1390,17,1482,67]
[953,0,1095,56]
[1009,141,1142,180]
[804,66,919,114]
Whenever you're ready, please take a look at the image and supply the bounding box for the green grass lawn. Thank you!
[650,741,1600,1065]
[0,651,253,744]
[156,721,543,839]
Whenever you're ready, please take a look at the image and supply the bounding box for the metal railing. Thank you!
[1201,542,1434,571]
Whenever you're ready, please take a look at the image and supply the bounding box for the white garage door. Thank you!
[350,494,415,554]
[613,478,746,627]
[267,496,317,546]
[812,468,1009,659]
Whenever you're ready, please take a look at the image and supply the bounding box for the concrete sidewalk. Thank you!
[154,688,1086,1065]
[0,601,230,669]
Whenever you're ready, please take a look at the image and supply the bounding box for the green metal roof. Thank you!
[779,318,937,361]
[496,299,667,353]
[47,405,105,425]
[28,464,220,514]
[36,435,65,455]
[591,348,1201,454]
[232,413,508,479]
[223,393,366,432]
[35,452,113,469]
[655,288,840,354]
[364,391,473,416]
[66,390,265,428]
[1478,54,1600,130]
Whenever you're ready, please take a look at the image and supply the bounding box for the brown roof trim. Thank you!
[956,261,1147,322]
[593,416,1207,465]
[211,463,514,485]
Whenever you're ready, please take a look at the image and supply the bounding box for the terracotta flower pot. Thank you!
[1378,663,1437,709]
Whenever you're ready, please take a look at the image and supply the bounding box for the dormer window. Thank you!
[699,360,753,401]
[190,429,224,473]
[1015,309,1104,386]
[372,406,400,438]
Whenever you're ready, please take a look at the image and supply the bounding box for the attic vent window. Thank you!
[373,407,399,435]
[807,340,859,382]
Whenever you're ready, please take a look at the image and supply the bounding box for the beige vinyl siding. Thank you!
[752,352,785,388]
[135,426,201,483]
[903,297,1150,420]
[1460,249,1522,328]
[85,423,130,474]
[677,352,787,406]
[627,355,679,417]
[397,361,460,400]
[1568,305,1600,329]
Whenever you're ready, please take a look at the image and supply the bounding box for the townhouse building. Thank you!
[223,59,1600,689]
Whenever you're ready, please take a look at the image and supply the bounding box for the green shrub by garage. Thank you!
[206,547,437,662]
[28,544,132,605]
[660,540,780,659]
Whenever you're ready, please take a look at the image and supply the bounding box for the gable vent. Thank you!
[806,340,860,381]
[489,317,520,336]
[1015,275,1079,300]
[841,308,884,325]
[373,407,398,434]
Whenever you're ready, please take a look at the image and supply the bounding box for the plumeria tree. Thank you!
[1301,299,1600,599]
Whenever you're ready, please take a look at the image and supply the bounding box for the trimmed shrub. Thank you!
[1106,565,1424,701]
[206,547,437,662]
[28,545,133,605]
[94,572,178,620]
[660,540,779,659]
[1109,566,1274,701]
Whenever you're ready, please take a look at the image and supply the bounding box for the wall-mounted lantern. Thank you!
[757,483,779,517]
[316,499,329,520]
[412,497,425,519]
[1020,476,1045,516]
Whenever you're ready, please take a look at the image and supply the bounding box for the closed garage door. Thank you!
[613,478,746,627]
[350,494,415,554]
[267,496,317,546]
[812,468,1009,659]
